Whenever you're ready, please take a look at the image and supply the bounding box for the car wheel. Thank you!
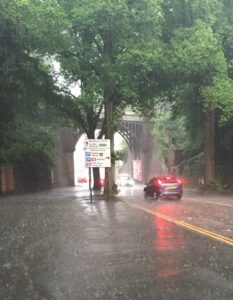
[177,195,182,200]
[155,192,160,200]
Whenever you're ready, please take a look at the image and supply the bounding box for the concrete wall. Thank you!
[53,128,76,187]
[0,167,14,194]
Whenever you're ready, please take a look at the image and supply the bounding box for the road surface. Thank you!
[0,185,233,299]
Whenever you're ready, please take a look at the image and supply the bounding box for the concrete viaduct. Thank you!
[53,116,166,187]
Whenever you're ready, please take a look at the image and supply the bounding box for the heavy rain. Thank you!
[1,1,233,299]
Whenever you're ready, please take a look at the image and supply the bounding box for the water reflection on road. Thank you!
[1,186,233,299]
[154,205,186,278]
[119,185,187,279]
[118,185,139,197]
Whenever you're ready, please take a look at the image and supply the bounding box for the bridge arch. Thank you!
[53,117,165,187]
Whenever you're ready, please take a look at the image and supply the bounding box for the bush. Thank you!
[180,153,204,184]
[206,179,223,192]
[0,150,8,167]
[215,164,233,190]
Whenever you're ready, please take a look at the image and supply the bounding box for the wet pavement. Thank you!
[0,186,233,299]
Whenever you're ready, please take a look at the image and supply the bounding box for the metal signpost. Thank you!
[85,139,111,202]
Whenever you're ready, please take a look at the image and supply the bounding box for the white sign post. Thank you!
[85,139,111,168]
[85,139,111,202]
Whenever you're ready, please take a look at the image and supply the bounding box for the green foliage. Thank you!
[201,77,233,124]
[162,0,222,31]
[24,0,164,135]
[0,150,9,167]
[112,149,126,162]
[181,153,204,182]
[170,21,227,81]
[2,0,233,191]
[6,121,56,169]
[151,107,187,165]
[154,0,233,186]
[205,179,224,192]
[0,1,63,172]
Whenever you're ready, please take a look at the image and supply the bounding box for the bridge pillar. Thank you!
[53,128,77,187]
[141,123,166,182]
[54,123,166,188]
[120,120,166,183]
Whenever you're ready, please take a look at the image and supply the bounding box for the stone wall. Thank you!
[0,167,14,194]
[53,128,76,187]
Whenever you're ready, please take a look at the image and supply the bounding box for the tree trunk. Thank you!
[86,132,101,190]
[92,167,101,190]
[104,94,115,198]
[102,31,115,198]
[204,108,215,186]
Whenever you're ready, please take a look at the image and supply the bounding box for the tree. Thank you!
[159,0,232,186]
[9,0,233,192]
[0,1,64,191]
[151,107,187,166]
[18,0,164,196]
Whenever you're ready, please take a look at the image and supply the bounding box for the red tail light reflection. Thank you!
[154,204,186,278]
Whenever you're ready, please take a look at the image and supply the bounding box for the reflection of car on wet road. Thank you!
[117,174,134,187]
[144,176,183,200]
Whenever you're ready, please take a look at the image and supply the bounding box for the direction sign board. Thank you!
[85,139,111,168]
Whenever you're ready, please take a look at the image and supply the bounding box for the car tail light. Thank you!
[177,178,182,184]
[157,179,162,185]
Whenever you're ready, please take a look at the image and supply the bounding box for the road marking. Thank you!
[203,201,233,208]
[124,201,233,248]
[188,198,233,208]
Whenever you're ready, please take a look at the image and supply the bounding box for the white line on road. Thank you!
[205,201,233,207]
[188,198,233,208]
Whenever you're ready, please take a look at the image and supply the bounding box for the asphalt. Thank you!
[0,186,233,300]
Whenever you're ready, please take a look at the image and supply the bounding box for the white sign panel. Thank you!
[85,139,111,168]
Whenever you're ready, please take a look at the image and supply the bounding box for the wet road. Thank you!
[0,185,233,299]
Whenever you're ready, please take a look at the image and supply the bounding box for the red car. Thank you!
[77,176,87,183]
[144,176,183,200]
[99,178,105,188]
